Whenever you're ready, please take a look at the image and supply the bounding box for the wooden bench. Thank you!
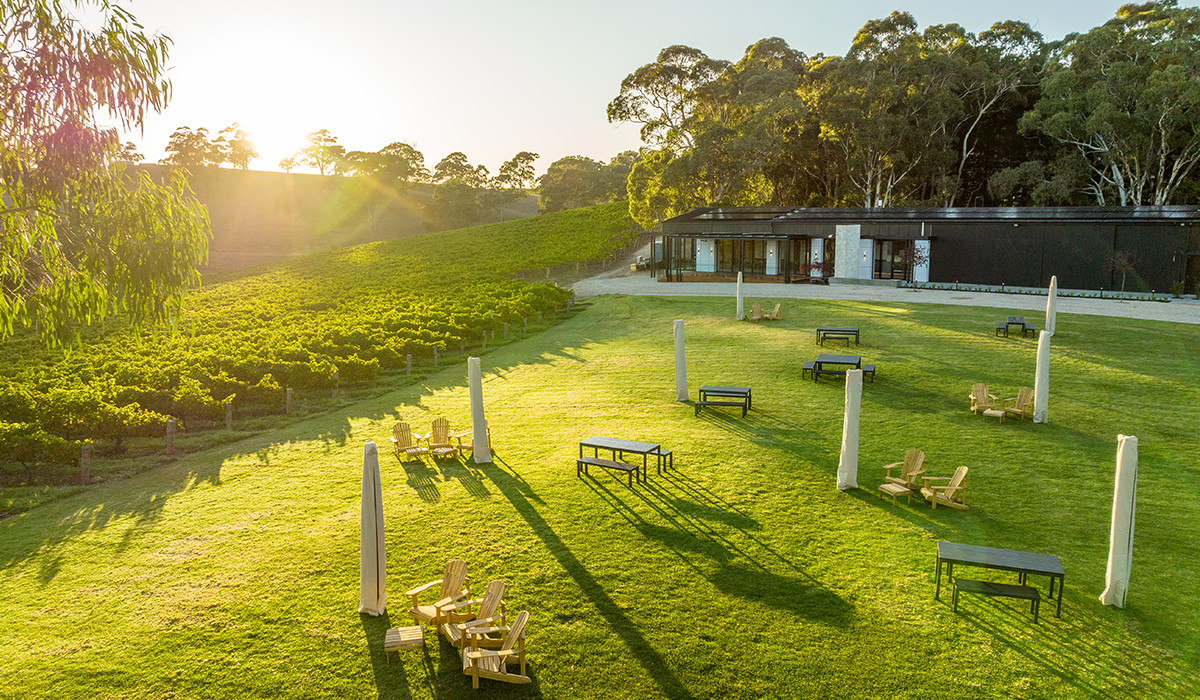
[1023,323,1036,338]
[694,399,748,417]
[384,626,424,661]
[995,323,1008,337]
[863,364,876,381]
[801,361,815,379]
[952,578,1040,623]
[577,456,639,486]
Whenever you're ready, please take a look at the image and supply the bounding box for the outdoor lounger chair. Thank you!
[441,579,506,648]
[423,417,460,459]
[969,383,999,414]
[391,421,430,460]
[883,448,927,490]
[920,466,969,510]
[407,559,470,627]
[1003,387,1035,421]
[462,610,531,689]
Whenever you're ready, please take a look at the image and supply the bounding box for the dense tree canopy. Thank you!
[1,0,210,345]
[611,2,1200,228]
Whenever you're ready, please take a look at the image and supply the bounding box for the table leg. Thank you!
[934,555,942,600]
[1056,575,1063,618]
[642,454,648,482]
[579,444,583,459]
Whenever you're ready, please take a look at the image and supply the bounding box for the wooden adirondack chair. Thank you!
[920,466,969,510]
[423,417,459,459]
[406,559,470,627]
[462,610,531,689]
[750,303,764,322]
[391,421,430,459]
[883,448,927,489]
[1003,387,1035,421]
[764,303,781,320]
[441,580,506,647]
[454,420,492,455]
[969,384,999,414]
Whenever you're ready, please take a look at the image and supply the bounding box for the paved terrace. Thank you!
[572,272,1200,326]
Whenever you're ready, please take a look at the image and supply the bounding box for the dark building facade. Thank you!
[657,206,1200,292]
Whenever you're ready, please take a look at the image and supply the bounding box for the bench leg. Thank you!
[952,585,959,613]
[741,403,747,418]
[1033,598,1039,624]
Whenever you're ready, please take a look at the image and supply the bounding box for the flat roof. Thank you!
[662,205,1200,230]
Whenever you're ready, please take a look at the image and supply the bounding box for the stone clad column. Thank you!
[834,224,861,280]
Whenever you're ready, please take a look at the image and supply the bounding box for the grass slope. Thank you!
[0,202,638,511]
[1,294,1197,699]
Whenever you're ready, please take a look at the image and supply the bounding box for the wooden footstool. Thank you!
[878,482,912,505]
[384,625,423,661]
[982,409,1005,423]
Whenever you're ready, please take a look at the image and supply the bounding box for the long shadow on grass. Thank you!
[359,611,437,699]
[489,457,696,700]
[582,470,854,629]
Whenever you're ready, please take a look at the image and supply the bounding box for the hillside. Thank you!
[133,165,541,274]
[0,202,642,511]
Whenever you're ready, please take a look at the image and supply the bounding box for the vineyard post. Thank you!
[489,311,493,320]
[545,267,550,279]
[332,372,339,400]
[166,420,176,456]
[225,401,233,430]
[576,262,580,274]
[551,308,556,321]
[482,331,487,349]
[405,354,412,376]
[503,323,508,338]
[80,444,91,484]
[522,317,527,332]
[286,388,293,415]
[459,341,465,354]
[537,312,542,323]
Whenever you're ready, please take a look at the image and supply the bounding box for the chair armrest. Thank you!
[459,614,504,630]
[405,578,443,597]
[882,461,902,471]
[466,649,517,661]
[446,597,484,612]
[921,476,951,487]
[435,591,469,609]
[466,624,511,636]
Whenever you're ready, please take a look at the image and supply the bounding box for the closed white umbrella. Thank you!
[736,271,745,320]
[1033,330,1049,423]
[837,369,863,491]
[673,320,687,401]
[1101,434,1138,608]
[468,357,491,464]
[1045,275,1058,336]
[358,441,386,616]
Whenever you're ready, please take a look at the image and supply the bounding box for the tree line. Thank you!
[608,1,1200,228]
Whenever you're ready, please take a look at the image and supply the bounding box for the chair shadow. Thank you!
[394,454,441,503]
[436,457,491,499]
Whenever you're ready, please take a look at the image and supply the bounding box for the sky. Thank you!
[104,0,1185,177]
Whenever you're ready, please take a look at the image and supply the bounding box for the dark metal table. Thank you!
[935,541,1065,617]
[813,354,861,381]
[698,385,752,410]
[1006,316,1026,334]
[816,327,860,345]
[579,436,666,480]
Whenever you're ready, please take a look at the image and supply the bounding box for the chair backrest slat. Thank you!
[904,449,925,478]
[1017,387,1034,409]
[440,559,468,599]
[502,610,529,651]
[393,422,413,449]
[432,417,451,444]
[947,466,968,495]
[479,580,505,618]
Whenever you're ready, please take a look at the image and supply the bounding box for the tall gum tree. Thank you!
[1022,0,1200,205]
[1,0,210,346]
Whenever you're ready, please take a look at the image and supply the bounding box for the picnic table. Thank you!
[934,541,1065,617]
[996,316,1036,338]
[813,354,861,381]
[816,327,860,346]
[696,385,752,417]
[578,436,668,482]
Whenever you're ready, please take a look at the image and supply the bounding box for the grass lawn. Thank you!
[1,294,1198,699]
